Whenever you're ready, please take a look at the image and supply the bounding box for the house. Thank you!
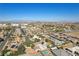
[41,49,53,56]
[35,44,47,51]
[65,46,79,56]
[25,47,42,56]
[51,49,72,56]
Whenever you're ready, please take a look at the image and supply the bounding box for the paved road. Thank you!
[0,29,15,51]
[20,27,27,36]
[20,28,26,35]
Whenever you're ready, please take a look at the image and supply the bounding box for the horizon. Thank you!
[0,3,79,22]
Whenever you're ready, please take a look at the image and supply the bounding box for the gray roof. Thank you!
[52,49,72,56]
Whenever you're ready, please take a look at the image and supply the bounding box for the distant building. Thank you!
[21,24,28,28]
[11,24,19,27]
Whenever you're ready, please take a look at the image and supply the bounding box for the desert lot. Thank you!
[65,32,79,38]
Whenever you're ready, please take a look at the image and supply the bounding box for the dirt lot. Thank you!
[65,32,79,38]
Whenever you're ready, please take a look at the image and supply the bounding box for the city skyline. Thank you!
[0,3,79,22]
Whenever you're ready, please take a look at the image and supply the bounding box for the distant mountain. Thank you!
[0,19,79,24]
[73,22,79,24]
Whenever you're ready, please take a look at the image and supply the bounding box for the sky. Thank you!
[0,3,79,22]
